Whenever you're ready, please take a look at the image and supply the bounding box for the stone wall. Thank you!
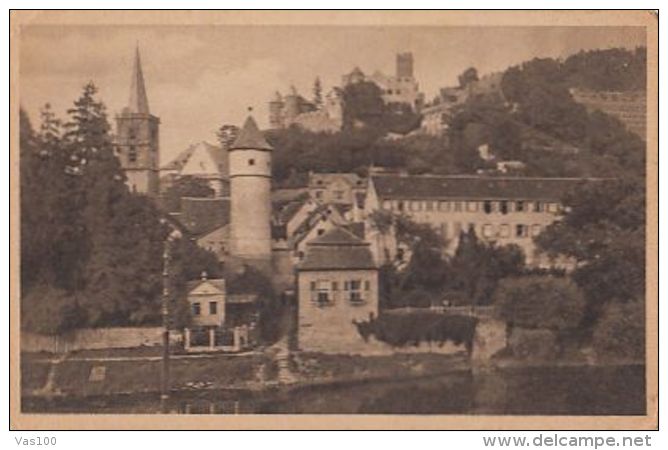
[570,89,646,139]
[21,327,167,354]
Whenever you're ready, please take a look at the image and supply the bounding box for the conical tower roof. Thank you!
[230,115,273,151]
[126,46,150,114]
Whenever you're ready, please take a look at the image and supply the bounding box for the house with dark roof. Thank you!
[366,174,590,268]
[178,197,230,261]
[297,227,379,353]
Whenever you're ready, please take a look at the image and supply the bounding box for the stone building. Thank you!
[570,88,646,140]
[308,171,367,206]
[269,86,343,133]
[114,47,160,197]
[342,52,424,111]
[420,72,505,136]
[297,227,379,353]
[365,174,586,269]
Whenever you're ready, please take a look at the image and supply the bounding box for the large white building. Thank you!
[364,174,588,268]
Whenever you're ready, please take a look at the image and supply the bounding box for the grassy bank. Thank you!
[21,349,471,399]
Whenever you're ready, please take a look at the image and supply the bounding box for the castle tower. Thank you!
[396,52,414,79]
[228,114,273,267]
[115,47,160,197]
[269,91,284,129]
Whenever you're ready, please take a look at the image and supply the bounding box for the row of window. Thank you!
[310,279,371,291]
[436,222,543,239]
[382,199,559,215]
[192,301,218,316]
[313,190,346,200]
[309,279,371,306]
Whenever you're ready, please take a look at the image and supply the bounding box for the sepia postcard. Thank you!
[9,10,658,430]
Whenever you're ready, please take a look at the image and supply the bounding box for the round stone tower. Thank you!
[228,114,273,267]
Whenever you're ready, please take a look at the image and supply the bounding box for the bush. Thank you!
[353,312,478,353]
[593,300,645,361]
[21,284,84,335]
[508,327,558,360]
[494,276,586,331]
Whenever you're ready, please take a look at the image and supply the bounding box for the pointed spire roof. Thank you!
[126,46,150,114]
[230,115,273,151]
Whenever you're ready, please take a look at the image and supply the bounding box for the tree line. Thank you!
[20,83,221,334]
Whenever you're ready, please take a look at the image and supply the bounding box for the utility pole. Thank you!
[160,227,181,413]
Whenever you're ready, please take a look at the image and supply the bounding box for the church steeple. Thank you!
[127,46,150,114]
[115,46,160,198]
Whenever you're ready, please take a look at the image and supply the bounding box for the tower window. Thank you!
[128,146,137,163]
[248,158,255,166]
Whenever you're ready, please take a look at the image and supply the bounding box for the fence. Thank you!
[184,325,256,353]
[385,305,497,318]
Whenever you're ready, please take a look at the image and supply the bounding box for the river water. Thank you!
[23,364,645,415]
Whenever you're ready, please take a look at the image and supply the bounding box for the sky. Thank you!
[20,25,645,166]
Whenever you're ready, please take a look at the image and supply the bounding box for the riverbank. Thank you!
[21,346,644,405]
[21,349,472,400]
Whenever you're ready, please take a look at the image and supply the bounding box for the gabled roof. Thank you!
[187,278,226,294]
[289,203,347,247]
[371,174,592,201]
[162,141,228,175]
[125,47,150,115]
[299,226,376,271]
[230,116,273,151]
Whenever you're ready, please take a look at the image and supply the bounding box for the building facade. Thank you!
[297,227,379,353]
[308,172,367,206]
[115,47,160,197]
[365,174,587,268]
